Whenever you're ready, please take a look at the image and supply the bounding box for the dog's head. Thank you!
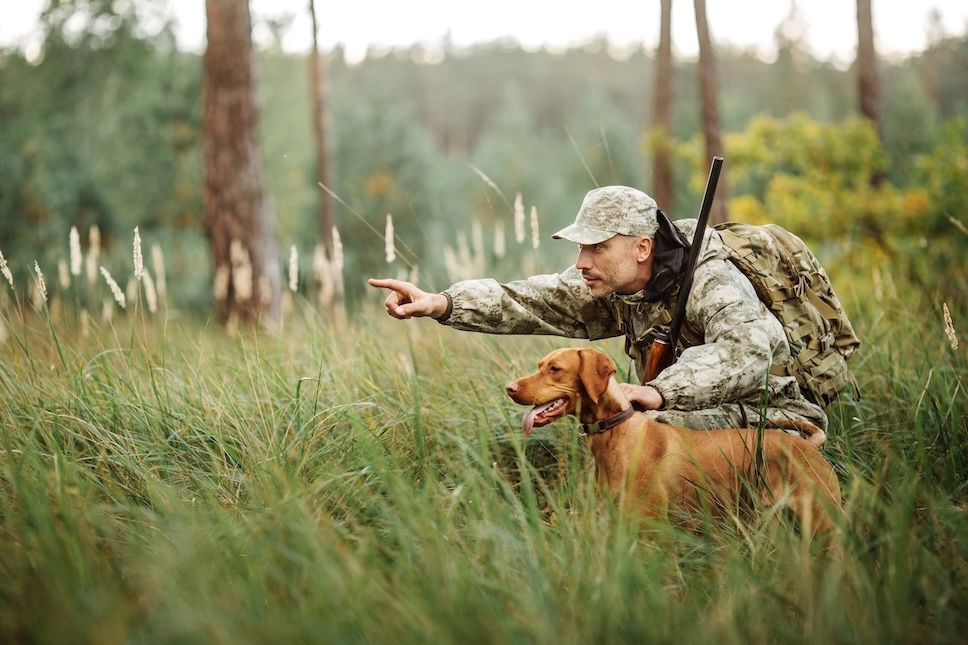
[505,347,617,435]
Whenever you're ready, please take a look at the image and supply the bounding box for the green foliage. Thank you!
[723,113,885,232]
[718,113,967,289]
[0,1,200,285]
[912,117,968,228]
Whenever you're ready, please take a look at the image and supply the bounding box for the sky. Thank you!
[2,0,967,65]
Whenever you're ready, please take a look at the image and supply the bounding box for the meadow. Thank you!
[0,248,966,644]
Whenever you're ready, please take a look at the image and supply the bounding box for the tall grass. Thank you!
[0,273,966,643]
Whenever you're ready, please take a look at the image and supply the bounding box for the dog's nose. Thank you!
[505,381,519,396]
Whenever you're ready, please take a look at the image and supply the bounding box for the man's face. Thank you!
[575,235,652,297]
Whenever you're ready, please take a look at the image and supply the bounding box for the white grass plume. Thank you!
[530,206,540,250]
[288,245,299,292]
[33,261,47,303]
[514,192,526,243]
[0,251,13,289]
[385,215,396,264]
[133,227,143,281]
[69,226,82,276]
[86,226,101,285]
[944,303,959,351]
[332,227,344,272]
[100,266,126,309]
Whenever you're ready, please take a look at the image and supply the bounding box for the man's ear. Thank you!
[635,236,654,263]
[578,349,616,404]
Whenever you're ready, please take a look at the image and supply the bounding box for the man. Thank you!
[368,186,826,431]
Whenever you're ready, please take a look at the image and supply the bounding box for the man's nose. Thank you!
[575,247,591,270]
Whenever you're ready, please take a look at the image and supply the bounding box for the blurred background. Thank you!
[0,0,966,322]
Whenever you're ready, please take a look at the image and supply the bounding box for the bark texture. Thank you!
[202,0,281,326]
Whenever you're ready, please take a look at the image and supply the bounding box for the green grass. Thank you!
[0,287,966,644]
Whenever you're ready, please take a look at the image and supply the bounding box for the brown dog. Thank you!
[505,347,842,537]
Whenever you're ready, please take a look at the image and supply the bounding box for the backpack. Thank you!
[713,221,861,407]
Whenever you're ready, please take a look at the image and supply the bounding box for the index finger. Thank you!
[367,277,406,291]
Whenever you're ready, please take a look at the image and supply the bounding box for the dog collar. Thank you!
[580,406,637,435]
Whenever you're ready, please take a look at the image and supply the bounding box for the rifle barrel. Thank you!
[666,156,724,349]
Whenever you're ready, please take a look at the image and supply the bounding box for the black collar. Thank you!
[580,406,637,435]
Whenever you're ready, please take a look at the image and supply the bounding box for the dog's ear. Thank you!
[578,349,616,404]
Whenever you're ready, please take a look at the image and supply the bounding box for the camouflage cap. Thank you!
[553,186,659,244]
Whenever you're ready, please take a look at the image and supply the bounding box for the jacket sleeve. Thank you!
[439,265,620,341]
[649,257,790,410]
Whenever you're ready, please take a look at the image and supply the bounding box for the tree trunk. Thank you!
[856,0,884,186]
[693,0,728,224]
[652,0,674,212]
[202,0,281,327]
[309,0,334,257]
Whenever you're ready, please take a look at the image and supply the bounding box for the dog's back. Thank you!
[675,425,842,533]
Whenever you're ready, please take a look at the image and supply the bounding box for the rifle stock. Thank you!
[643,156,724,383]
[643,329,674,382]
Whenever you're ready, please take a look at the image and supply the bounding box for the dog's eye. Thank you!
[548,365,561,373]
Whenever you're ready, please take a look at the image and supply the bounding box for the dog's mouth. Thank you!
[522,398,568,436]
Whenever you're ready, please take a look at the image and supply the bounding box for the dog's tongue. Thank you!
[522,401,557,436]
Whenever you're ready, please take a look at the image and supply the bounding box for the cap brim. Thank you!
[552,223,615,244]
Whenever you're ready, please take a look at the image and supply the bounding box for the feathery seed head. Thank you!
[69,226,82,276]
[332,227,344,272]
[86,226,101,285]
[33,262,47,303]
[514,192,526,243]
[385,215,396,264]
[530,206,540,249]
[100,266,126,309]
[944,302,959,351]
[289,245,299,292]
[133,227,144,281]
[0,251,13,288]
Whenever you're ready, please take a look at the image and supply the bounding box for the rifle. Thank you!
[642,156,724,382]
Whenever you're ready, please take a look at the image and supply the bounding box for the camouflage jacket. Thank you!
[440,219,807,413]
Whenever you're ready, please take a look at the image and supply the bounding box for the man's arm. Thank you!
[441,267,619,340]
[648,258,788,410]
[368,268,619,341]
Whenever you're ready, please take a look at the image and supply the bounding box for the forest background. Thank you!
[1,1,966,315]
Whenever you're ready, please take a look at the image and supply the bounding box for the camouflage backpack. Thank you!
[714,221,861,407]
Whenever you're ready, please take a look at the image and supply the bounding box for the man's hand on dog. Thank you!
[368,278,449,320]
[618,383,664,410]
